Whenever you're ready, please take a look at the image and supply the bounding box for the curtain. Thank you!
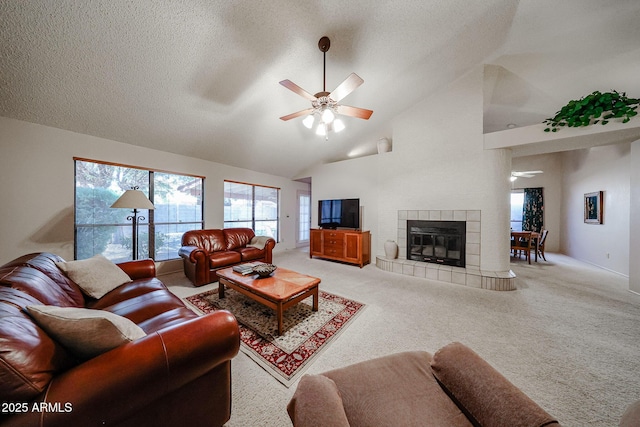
[522,187,544,232]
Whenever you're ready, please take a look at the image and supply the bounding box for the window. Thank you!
[224,180,279,240]
[510,190,524,231]
[320,200,343,224]
[297,190,311,244]
[75,159,204,262]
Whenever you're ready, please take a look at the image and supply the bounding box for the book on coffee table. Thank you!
[232,262,262,275]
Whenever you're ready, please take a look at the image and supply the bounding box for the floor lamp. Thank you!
[111,187,155,260]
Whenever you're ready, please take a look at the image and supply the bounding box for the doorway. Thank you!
[296,190,311,247]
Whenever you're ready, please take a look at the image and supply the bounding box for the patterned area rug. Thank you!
[185,288,365,387]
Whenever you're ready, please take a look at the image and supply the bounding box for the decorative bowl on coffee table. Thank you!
[253,263,277,277]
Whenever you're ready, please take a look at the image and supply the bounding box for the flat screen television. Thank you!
[318,198,360,229]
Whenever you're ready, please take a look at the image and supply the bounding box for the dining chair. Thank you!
[537,229,549,261]
[511,231,533,264]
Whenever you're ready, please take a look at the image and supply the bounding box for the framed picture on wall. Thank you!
[584,191,603,224]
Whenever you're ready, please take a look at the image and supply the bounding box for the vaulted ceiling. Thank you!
[2,0,639,178]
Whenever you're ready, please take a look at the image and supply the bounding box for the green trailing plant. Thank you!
[543,90,639,132]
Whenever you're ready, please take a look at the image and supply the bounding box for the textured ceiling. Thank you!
[2,0,639,178]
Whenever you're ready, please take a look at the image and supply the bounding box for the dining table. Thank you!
[510,230,541,263]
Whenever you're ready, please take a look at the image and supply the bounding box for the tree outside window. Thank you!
[75,159,203,262]
[224,181,279,240]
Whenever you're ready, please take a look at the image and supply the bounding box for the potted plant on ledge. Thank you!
[543,90,639,132]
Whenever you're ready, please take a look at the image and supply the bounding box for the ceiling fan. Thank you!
[279,36,373,139]
[511,170,543,181]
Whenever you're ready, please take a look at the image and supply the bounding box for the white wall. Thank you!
[382,67,511,272]
[309,154,380,253]
[630,140,640,293]
[561,143,631,275]
[307,66,512,272]
[0,117,309,267]
[511,152,563,252]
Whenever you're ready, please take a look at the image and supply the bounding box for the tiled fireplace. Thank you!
[376,210,515,291]
[407,220,466,267]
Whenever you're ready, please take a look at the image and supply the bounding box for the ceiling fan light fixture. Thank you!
[302,114,315,129]
[279,37,373,140]
[321,108,335,124]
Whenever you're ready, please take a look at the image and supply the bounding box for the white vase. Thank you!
[384,240,398,259]
[377,138,391,154]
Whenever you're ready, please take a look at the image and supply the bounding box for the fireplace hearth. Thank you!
[407,220,466,267]
[377,209,515,291]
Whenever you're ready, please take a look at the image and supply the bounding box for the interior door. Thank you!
[296,190,311,247]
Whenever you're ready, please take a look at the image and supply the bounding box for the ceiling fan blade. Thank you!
[329,73,364,103]
[512,170,543,177]
[279,80,317,101]
[280,108,314,121]
[336,104,373,120]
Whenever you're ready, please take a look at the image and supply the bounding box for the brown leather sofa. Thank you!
[288,342,561,427]
[0,252,240,427]
[179,228,276,287]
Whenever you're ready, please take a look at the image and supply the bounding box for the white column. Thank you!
[630,140,640,294]
[480,148,512,272]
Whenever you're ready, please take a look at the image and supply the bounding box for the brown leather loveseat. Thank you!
[0,252,240,427]
[179,228,276,287]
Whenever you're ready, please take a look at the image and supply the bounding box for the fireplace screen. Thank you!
[407,220,465,267]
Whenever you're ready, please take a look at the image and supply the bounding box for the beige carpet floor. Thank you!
[165,249,640,427]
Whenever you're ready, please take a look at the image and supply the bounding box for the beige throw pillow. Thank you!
[247,235,270,250]
[25,305,146,359]
[56,254,132,299]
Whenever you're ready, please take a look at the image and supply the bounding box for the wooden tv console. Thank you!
[310,229,371,268]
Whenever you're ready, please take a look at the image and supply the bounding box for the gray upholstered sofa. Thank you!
[288,342,560,427]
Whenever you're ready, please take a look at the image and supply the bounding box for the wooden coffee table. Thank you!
[216,266,320,335]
